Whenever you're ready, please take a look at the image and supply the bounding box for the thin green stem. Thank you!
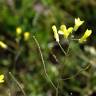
[58,42,67,55]
[66,42,70,54]
[7,47,15,54]
[65,64,90,80]
[33,36,58,94]
[71,39,79,41]
[61,55,94,80]
[9,72,26,96]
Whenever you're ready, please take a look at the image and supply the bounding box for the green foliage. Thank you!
[0,0,96,96]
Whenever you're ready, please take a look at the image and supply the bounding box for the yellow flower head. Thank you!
[16,27,22,35]
[74,18,84,31]
[58,25,73,39]
[0,41,8,49]
[79,29,92,43]
[24,32,30,41]
[52,25,59,42]
[0,74,4,83]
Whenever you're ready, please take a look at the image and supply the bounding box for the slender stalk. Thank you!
[66,43,70,54]
[59,59,91,80]
[33,36,58,94]
[7,47,15,54]
[71,39,79,41]
[60,55,94,80]
[9,72,26,96]
[58,42,67,55]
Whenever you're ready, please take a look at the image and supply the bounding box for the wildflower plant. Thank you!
[52,17,92,79]
[50,18,93,95]
[0,18,93,96]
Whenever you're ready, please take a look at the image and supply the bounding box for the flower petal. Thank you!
[52,25,59,42]
[58,30,64,35]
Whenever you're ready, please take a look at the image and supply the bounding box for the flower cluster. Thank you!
[16,27,30,41]
[52,18,92,43]
[0,27,30,49]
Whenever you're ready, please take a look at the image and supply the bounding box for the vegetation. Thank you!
[0,0,96,96]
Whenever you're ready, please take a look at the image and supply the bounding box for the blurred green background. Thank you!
[0,0,96,96]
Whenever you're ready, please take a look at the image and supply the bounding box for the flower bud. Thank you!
[0,74,4,83]
[16,27,22,35]
[79,29,92,43]
[0,41,8,49]
[24,32,30,41]
[52,25,59,42]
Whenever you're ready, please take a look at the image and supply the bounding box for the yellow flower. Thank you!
[24,32,30,41]
[74,18,84,31]
[79,29,92,43]
[58,25,66,35]
[52,25,59,42]
[0,74,4,83]
[0,41,8,49]
[16,27,22,35]
[58,25,73,39]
